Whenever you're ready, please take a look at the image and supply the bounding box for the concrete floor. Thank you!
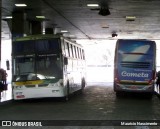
[0,84,12,102]
[0,83,160,129]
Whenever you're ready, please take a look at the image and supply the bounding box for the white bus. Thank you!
[12,34,86,100]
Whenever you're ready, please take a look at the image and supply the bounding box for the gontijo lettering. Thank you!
[121,71,149,77]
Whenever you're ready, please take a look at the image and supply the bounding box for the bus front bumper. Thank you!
[114,83,154,93]
[13,86,66,100]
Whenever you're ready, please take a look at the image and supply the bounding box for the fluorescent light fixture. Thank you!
[69,35,76,38]
[126,16,136,21]
[36,16,45,19]
[61,30,68,33]
[15,4,27,7]
[87,4,99,7]
[5,16,12,19]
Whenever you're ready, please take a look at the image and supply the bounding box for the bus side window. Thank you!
[82,49,85,60]
[78,48,80,59]
[79,48,82,59]
[76,47,79,59]
[77,47,80,59]
[65,42,69,57]
[61,39,66,56]
[74,46,78,59]
[64,57,68,65]
[70,44,74,58]
[69,44,73,58]
[71,45,76,58]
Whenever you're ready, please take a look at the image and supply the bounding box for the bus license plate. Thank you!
[131,86,137,89]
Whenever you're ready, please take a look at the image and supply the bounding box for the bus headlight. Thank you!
[14,86,19,89]
[59,79,63,86]
[14,86,23,89]
[51,79,63,87]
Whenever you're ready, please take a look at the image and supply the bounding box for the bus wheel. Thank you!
[80,78,85,92]
[146,93,153,99]
[116,92,122,98]
[65,82,70,101]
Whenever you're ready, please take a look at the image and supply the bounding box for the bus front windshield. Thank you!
[121,53,152,62]
[13,55,63,81]
[118,43,154,65]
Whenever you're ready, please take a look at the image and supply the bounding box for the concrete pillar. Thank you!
[30,21,42,35]
[0,0,1,97]
[45,28,53,34]
[0,0,1,63]
[12,11,28,39]
[54,27,61,35]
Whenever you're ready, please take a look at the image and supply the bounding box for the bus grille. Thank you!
[25,85,36,88]
[121,62,150,68]
[38,84,48,87]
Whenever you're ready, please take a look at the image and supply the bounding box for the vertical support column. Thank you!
[0,0,2,98]
[30,21,42,35]
[0,0,2,64]
[45,28,53,34]
[12,11,28,39]
[54,27,61,35]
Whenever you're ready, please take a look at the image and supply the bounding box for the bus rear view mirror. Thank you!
[6,60,10,70]
[64,57,68,65]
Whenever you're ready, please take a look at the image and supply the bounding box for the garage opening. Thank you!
[77,40,116,85]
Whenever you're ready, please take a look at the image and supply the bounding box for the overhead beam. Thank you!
[12,11,28,39]
[30,21,42,35]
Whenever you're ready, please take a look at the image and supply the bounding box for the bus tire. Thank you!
[65,81,70,101]
[146,93,153,99]
[81,78,85,92]
[116,92,122,98]
[113,83,116,92]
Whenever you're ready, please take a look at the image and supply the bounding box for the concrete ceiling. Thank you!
[1,0,160,40]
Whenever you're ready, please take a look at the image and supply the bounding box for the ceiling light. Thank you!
[36,16,45,19]
[15,4,27,7]
[42,30,45,34]
[5,16,12,19]
[87,4,99,7]
[61,30,68,33]
[126,16,136,21]
[69,35,76,38]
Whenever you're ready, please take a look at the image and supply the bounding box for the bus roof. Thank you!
[117,39,156,43]
[13,34,77,43]
[13,34,61,41]
[13,34,82,47]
